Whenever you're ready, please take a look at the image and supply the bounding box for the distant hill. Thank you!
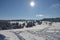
[41,18,60,22]
[0,18,60,22]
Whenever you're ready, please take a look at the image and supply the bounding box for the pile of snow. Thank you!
[0,31,19,40]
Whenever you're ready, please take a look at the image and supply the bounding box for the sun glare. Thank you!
[30,1,35,7]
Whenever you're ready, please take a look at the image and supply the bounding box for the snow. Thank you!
[0,21,60,40]
[0,31,19,40]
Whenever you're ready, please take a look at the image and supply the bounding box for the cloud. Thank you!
[50,4,60,8]
[36,14,44,17]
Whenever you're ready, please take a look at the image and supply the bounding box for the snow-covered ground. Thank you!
[0,21,60,40]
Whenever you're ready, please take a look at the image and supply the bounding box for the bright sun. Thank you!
[30,1,35,7]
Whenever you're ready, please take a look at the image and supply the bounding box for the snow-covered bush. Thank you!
[36,20,42,25]
[26,21,35,28]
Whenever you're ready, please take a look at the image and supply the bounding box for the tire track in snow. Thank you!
[26,29,60,40]
[19,31,45,40]
[10,31,25,40]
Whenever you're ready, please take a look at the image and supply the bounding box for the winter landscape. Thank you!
[0,0,60,40]
[0,18,60,40]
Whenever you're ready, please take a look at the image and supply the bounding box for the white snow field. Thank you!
[0,21,60,40]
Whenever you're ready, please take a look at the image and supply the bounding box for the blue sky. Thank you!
[0,0,60,20]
